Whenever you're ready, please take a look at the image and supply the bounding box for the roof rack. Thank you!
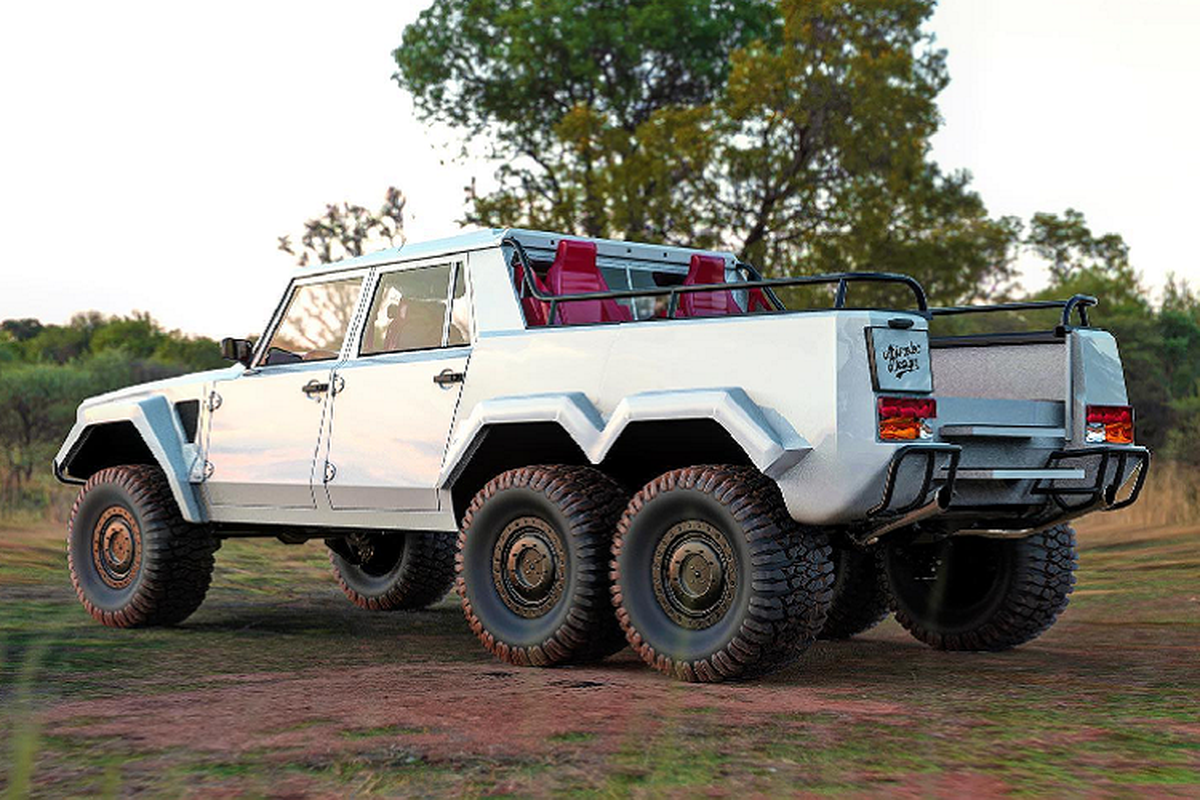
[930,295,1098,329]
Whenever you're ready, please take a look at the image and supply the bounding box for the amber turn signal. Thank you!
[878,396,936,441]
[1086,405,1133,444]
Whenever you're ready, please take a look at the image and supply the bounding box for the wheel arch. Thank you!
[55,396,206,523]
[441,389,812,520]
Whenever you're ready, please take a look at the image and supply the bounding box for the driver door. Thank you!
[203,272,366,511]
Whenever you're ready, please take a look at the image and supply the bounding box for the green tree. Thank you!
[0,364,91,499]
[1028,208,1132,285]
[279,186,407,267]
[1026,211,1200,450]
[89,312,164,359]
[395,0,1020,302]
[395,0,777,239]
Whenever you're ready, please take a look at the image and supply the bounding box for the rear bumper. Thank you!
[855,443,1149,541]
[868,443,961,517]
[1034,446,1150,512]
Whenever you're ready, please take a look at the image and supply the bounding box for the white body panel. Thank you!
[322,348,469,511]
[203,362,332,509]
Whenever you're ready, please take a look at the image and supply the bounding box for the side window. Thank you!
[361,264,455,355]
[261,276,363,365]
[447,264,471,346]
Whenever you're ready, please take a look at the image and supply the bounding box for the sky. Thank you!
[1,0,1198,340]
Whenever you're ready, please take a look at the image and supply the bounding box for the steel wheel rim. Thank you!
[492,516,566,618]
[92,505,141,590]
[347,532,405,577]
[653,520,737,629]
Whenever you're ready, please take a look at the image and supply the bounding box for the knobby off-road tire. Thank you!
[329,532,456,611]
[68,465,217,627]
[819,543,890,640]
[457,465,628,667]
[611,465,834,682]
[880,525,1078,651]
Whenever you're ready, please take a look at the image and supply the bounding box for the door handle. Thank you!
[433,369,465,387]
[302,379,330,396]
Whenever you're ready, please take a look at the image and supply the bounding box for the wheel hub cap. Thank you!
[493,517,566,618]
[92,506,141,589]
[667,540,724,611]
[654,520,737,629]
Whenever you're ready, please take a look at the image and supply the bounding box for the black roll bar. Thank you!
[930,295,1098,329]
[501,237,930,325]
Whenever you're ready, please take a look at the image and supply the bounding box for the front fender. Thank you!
[55,395,206,523]
[439,388,811,487]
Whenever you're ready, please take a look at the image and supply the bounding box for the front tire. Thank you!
[68,465,217,627]
[880,525,1077,651]
[329,532,456,611]
[611,466,833,682]
[457,465,627,667]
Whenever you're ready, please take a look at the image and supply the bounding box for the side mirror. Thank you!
[220,337,254,368]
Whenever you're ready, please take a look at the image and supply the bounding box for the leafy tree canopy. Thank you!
[395,0,1019,303]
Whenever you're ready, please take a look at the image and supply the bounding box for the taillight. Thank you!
[878,396,936,441]
[1086,405,1134,444]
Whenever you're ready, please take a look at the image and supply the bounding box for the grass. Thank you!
[1,468,1198,797]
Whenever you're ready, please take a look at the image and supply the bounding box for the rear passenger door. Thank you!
[320,260,471,512]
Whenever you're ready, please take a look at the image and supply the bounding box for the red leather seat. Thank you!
[679,254,775,317]
[679,254,740,318]
[514,261,550,326]
[747,287,773,313]
[545,240,632,325]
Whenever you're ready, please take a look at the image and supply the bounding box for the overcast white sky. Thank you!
[1,1,1197,340]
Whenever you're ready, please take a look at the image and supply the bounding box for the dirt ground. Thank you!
[1,513,1197,798]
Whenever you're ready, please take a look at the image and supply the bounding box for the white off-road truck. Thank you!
[55,229,1148,681]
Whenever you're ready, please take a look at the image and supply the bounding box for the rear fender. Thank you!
[439,388,811,487]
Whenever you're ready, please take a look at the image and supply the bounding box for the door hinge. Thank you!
[207,391,222,412]
[324,461,337,483]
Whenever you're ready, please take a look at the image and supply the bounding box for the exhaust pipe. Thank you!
[855,486,951,546]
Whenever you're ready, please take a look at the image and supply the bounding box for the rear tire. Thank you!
[611,466,833,682]
[68,465,217,627]
[819,544,890,640]
[880,525,1077,651]
[329,532,456,611]
[457,465,628,667]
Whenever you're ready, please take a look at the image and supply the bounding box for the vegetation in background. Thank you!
[395,0,1021,303]
[278,186,406,268]
[0,315,224,512]
[3,0,1198,523]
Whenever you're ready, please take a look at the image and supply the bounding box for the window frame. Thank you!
[251,268,372,370]
[351,257,472,360]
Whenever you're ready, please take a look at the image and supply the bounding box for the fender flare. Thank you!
[439,388,811,487]
[54,395,206,523]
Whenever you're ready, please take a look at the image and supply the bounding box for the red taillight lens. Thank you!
[1086,405,1133,444]
[878,396,936,441]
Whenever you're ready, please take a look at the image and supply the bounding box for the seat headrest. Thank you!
[686,254,727,284]
[555,239,598,274]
